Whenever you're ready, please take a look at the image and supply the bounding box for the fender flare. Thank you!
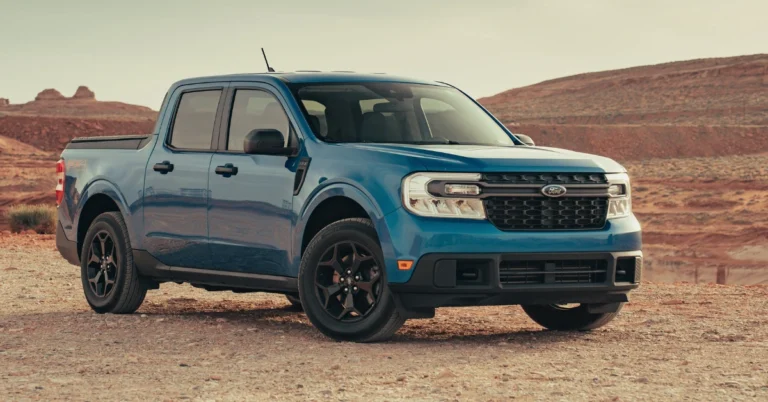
[292,181,398,274]
[74,178,137,246]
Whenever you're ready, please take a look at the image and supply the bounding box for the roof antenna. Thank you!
[261,48,275,72]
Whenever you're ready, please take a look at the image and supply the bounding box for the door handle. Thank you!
[215,163,238,176]
[153,161,174,174]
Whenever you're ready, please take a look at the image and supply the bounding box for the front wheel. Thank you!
[522,303,623,331]
[298,218,405,342]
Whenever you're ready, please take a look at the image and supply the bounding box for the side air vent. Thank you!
[293,157,311,195]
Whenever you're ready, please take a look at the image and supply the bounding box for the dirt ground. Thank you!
[1,234,766,401]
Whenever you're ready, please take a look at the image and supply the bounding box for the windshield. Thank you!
[290,82,515,146]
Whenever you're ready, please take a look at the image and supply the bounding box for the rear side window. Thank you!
[228,90,291,151]
[169,90,221,150]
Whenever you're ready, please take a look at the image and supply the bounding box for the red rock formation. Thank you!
[72,86,96,100]
[479,54,768,126]
[0,98,9,107]
[34,89,66,101]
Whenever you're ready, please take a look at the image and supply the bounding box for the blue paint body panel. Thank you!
[58,72,641,286]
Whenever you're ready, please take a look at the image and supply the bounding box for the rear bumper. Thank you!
[56,221,80,266]
[389,251,641,309]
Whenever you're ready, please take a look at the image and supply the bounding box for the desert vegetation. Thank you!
[6,204,56,234]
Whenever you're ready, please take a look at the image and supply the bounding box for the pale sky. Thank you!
[1,0,766,109]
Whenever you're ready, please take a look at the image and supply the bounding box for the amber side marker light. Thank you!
[397,260,414,270]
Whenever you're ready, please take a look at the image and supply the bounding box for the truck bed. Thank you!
[66,134,153,150]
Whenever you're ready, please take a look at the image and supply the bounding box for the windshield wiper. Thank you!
[377,140,464,145]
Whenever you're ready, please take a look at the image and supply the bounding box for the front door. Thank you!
[207,86,297,275]
[143,86,226,268]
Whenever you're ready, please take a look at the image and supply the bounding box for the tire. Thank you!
[80,211,147,314]
[522,303,623,331]
[298,218,405,342]
[285,293,303,310]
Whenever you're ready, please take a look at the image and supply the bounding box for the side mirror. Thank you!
[244,129,295,156]
[514,133,535,146]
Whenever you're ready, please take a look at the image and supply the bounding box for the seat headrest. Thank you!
[360,112,392,142]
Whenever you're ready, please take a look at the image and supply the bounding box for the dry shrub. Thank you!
[7,204,57,234]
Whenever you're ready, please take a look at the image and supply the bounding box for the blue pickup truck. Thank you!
[55,72,641,342]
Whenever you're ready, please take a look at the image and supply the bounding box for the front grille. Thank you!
[482,173,607,185]
[499,259,608,285]
[485,197,608,230]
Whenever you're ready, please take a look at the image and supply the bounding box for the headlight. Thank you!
[402,172,485,219]
[605,173,631,219]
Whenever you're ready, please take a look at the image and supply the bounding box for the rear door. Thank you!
[207,83,299,275]
[143,84,227,268]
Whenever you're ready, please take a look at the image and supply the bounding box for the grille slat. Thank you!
[500,259,608,285]
[482,173,608,185]
[485,196,608,230]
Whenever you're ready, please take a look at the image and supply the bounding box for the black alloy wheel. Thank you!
[86,231,118,298]
[298,218,405,342]
[80,211,148,314]
[522,302,623,331]
[314,241,382,322]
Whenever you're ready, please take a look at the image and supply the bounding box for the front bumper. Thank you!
[382,208,642,283]
[389,251,642,309]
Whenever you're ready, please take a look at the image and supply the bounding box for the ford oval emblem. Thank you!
[541,184,567,198]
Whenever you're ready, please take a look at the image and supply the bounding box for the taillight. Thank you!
[56,159,65,206]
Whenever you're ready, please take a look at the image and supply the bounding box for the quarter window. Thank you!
[228,90,291,151]
[169,90,221,150]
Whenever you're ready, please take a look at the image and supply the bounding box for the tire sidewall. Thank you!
[298,220,398,341]
[80,214,129,312]
[522,303,622,331]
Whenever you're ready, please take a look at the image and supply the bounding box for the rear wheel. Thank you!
[298,218,405,342]
[80,212,147,314]
[522,303,623,331]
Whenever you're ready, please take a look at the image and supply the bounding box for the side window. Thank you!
[421,98,455,113]
[420,97,460,139]
[301,100,327,138]
[359,99,388,113]
[228,90,291,151]
[169,90,221,150]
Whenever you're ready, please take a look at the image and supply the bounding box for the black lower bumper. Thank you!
[56,221,80,266]
[389,251,642,309]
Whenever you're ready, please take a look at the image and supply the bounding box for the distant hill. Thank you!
[0,86,156,152]
[0,86,157,121]
[478,55,768,160]
[479,54,768,126]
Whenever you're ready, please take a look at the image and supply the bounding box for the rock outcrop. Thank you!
[0,98,9,107]
[72,86,96,100]
[34,89,66,101]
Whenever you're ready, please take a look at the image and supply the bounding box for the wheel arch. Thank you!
[75,180,134,258]
[292,183,397,277]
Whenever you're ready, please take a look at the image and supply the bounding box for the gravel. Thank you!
[1,234,766,401]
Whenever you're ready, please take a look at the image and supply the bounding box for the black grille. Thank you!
[499,259,608,285]
[485,197,608,230]
[482,173,607,185]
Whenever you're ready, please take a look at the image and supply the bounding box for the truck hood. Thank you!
[343,144,626,173]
